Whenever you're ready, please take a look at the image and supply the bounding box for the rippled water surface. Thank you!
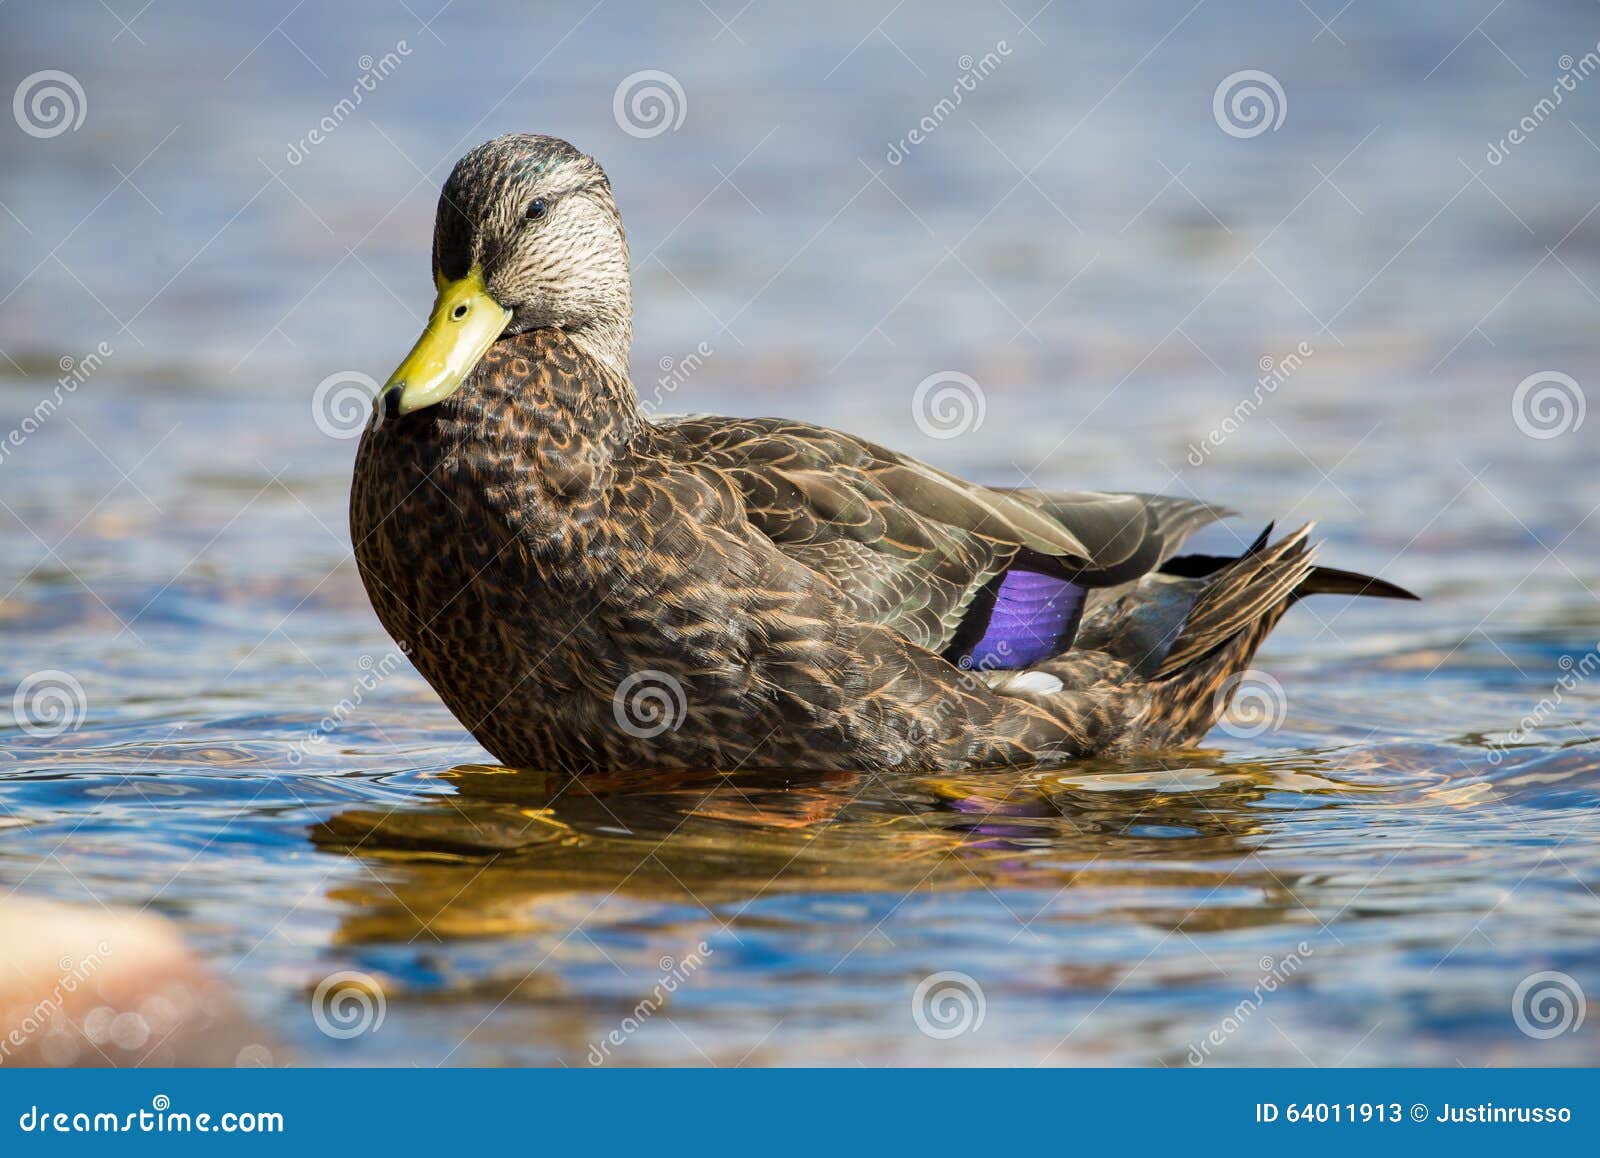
[2,0,1598,1064]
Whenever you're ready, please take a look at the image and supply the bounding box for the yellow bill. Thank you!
[382,268,512,415]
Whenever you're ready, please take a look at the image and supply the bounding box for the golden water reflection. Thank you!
[310,752,1434,947]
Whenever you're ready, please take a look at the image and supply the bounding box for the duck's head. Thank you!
[381,133,632,416]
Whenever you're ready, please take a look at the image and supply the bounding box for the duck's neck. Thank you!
[488,327,641,449]
[564,312,633,386]
[438,328,643,578]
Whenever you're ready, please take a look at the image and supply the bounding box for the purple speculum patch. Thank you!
[959,570,1086,670]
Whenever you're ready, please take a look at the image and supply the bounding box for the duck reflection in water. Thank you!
[308,756,1337,946]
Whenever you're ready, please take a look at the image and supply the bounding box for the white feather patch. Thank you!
[980,671,1064,697]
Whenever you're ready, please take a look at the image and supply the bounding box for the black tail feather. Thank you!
[1160,524,1416,604]
[1295,565,1419,602]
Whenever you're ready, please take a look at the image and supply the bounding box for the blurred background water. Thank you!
[1,0,1597,1065]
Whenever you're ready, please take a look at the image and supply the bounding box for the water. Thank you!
[2,0,1598,1065]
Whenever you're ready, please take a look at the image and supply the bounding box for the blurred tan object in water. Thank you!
[0,896,272,1067]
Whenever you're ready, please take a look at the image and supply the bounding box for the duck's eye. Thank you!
[525,198,548,221]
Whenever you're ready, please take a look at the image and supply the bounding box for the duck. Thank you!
[351,133,1415,775]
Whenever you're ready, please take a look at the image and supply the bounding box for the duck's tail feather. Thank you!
[1293,564,1419,602]
[1154,524,1316,682]
[1138,525,1414,746]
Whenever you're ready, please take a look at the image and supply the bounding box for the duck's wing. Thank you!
[657,416,1229,659]
[993,489,1235,585]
